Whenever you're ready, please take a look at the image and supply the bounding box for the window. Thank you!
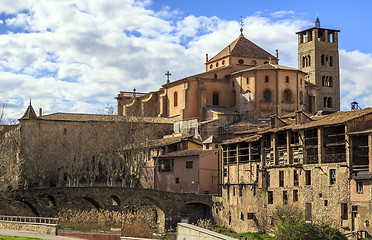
[63,128,67,135]
[173,91,178,107]
[305,203,312,221]
[216,62,219,67]
[341,203,348,220]
[251,60,257,66]
[293,190,298,202]
[175,178,179,184]
[294,170,299,186]
[283,191,288,204]
[357,181,363,193]
[302,56,305,68]
[283,90,292,102]
[210,64,213,69]
[212,92,219,105]
[305,170,311,185]
[265,76,269,83]
[233,186,236,196]
[222,60,225,65]
[329,169,336,185]
[327,97,332,108]
[266,171,270,187]
[329,56,333,67]
[324,200,328,206]
[223,168,227,177]
[238,59,244,64]
[239,185,243,197]
[247,213,255,219]
[240,212,244,220]
[159,159,174,172]
[263,90,272,101]
[186,161,193,169]
[214,74,217,79]
[308,55,311,66]
[246,78,249,84]
[324,97,327,107]
[268,191,273,204]
[286,76,289,83]
[321,55,325,65]
[279,171,284,187]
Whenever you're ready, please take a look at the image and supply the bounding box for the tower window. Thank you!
[238,59,244,65]
[302,56,305,68]
[265,76,269,83]
[286,76,289,83]
[213,92,219,105]
[324,97,327,107]
[214,74,217,79]
[210,64,213,69]
[305,170,311,185]
[263,90,272,101]
[321,55,325,65]
[174,91,178,107]
[327,97,332,108]
[216,62,219,67]
[283,90,292,102]
[308,55,311,66]
[329,56,333,67]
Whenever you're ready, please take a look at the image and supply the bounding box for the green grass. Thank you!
[213,228,274,240]
[0,236,43,240]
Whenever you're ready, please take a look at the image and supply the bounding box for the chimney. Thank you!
[39,108,42,117]
[206,54,208,62]
[276,49,279,59]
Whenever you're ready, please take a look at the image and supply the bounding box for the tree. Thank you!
[274,205,347,240]
[0,103,6,124]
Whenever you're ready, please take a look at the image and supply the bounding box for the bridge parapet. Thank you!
[0,215,59,235]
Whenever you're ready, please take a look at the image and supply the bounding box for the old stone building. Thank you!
[0,103,173,190]
[213,108,372,236]
[116,18,339,126]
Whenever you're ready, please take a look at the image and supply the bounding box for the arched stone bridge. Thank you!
[0,187,213,230]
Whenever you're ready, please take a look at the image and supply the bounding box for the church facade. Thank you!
[116,19,340,124]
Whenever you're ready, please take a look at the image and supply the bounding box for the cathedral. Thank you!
[116,18,340,124]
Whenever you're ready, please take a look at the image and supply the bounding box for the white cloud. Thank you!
[0,2,370,120]
[271,10,295,18]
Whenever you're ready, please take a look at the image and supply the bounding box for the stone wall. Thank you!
[0,221,58,235]
[176,223,236,240]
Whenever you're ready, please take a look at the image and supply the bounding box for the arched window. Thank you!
[328,77,332,87]
[214,74,217,79]
[213,92,219,105]
[174,91,178,107]
[286,76,289,83]
[210,64,213,69]
[265,76,269,83]
[232,90,236,106]
[322,76,325,87]
[222,60,225,65]
[324,97,327,107]
[302,56,305,68]
[251,60,257,66]
[327,97,332,108]
[308,55,311,66]
[238,59,244,65]
[321,55,325,65]
[283,90,292,102]
[329,56,333,67]
[216,62,219,67]
[263,90,272,101]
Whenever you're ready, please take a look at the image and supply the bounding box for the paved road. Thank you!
[0,228,83,239]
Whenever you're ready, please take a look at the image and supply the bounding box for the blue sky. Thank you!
[0,0,371,120]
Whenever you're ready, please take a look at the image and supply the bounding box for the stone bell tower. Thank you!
[296,17,340,113]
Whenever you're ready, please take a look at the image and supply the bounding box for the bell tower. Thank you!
[296,18,340,113]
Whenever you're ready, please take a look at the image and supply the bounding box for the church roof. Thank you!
[229,62,306,76]
[19,103,38,120]
[208,34,276,62]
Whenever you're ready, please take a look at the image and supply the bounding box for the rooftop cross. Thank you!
[240,16,244,36]
[165,71,171,84]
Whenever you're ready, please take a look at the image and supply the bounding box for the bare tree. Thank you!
[0,103,6,124]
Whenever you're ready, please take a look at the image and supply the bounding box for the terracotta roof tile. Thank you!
[39,113,174,124]
[149,135,199,148]
[209,35,276,62]
[230,63,305,76]
[159,149,212,158]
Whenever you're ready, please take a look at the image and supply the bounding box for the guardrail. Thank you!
[0,215,59,226]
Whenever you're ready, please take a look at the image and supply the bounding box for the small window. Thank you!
[265,76,269,83]
[239,185,242,197]
[238,59,244,64]
[175,178,179,184]
[268,191,273,204]
[240,212,244,220]
[327,97,332,108]
[174,91,178,107]
[212,92,219,105]
[266,171,270,187]
[357,181,363,193]
[283,191,288,204]
[246,78,249,85]
[159,159,174,172]
[210,64,213,69]
[214,74,217,79]
[186,161,193,169]
[341,203,348,220]
[294,170,299,186]
[233,186,236,196]
[283,90,292,102]
[63,128,67,135]
[264,61,269,64]
[279,171,284,187]
[263,90,272,101]
[329,56,333,67]
[286,76,289,83]
[330,169,336,185]
[305,170,311,185]
[247,213,255,219]
[293,190,298,202]
[216,62,219,67]
[324,200,328,206]
[321,55,325,65]
[222,60,225,65]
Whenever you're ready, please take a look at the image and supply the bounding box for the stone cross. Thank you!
[165,71,171,84]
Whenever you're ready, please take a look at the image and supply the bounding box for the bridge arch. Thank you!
[180,201,212,223]
[16,199,40,217]
[110,195,121,207]
[81,197,102,210]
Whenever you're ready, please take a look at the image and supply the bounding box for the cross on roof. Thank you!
[240,16,244,35]
[165,71,171,83]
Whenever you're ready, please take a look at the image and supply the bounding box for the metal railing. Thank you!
[0,215,59,226]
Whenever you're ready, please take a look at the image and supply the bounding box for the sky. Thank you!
[0,0,371,121]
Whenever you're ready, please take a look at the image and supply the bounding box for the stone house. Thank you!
[0,103,173,190]
[213,108,372,236]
